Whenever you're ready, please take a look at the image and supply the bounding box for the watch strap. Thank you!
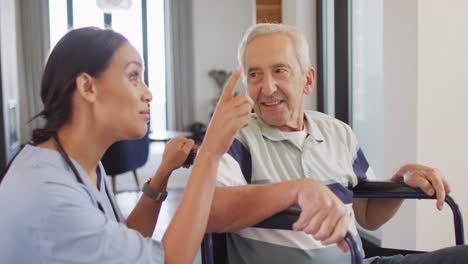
[142,182,168,202]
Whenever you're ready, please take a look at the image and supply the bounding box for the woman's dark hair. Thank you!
[31,27,128,144]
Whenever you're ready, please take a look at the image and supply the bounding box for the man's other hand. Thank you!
[391,164,451,210]
[292,179,349,252]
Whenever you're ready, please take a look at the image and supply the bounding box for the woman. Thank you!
[0,27,253,263]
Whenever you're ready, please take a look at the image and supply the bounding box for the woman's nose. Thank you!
[142,83,152,103]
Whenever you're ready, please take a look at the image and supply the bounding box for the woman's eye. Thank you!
[130,72,139,82]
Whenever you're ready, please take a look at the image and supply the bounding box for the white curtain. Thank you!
[18,0,50,142]
[165,0,195,131]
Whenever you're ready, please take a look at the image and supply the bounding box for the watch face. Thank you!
[158,192,168,201]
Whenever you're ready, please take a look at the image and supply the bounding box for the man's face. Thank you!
[244,33,314,131]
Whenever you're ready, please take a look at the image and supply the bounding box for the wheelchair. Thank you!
[201,181,465,264]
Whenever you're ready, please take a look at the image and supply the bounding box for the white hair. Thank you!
[237,23,311,74]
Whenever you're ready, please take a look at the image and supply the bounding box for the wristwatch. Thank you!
[142,177,168,202]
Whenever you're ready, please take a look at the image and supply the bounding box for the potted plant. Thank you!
[208,69,232,107]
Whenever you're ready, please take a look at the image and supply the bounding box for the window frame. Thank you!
[53,0,168,131]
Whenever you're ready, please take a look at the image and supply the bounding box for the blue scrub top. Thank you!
[0,145,164,263]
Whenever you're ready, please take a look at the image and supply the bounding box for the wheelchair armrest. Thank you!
[253,181,464,254]
[253,206,363,264]
[353,181,433,199]
[252,181,435,229]
[253,206,301,230]
[353,181,465,245]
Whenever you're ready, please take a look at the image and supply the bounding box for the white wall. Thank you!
[379,0,419,250]
[360,0,468,251]
[416,0,468,250]
[192,0,255,124]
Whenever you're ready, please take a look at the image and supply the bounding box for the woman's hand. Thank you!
[160,137,196,174]
[201,67,254,157]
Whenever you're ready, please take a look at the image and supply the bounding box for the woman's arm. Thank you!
[126,137,195,237]
[162,68,253,263]
[162,150,220,263]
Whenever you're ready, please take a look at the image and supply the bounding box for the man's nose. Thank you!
[262,73,277,96]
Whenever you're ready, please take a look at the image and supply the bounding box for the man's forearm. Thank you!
[207,179,303,232]
[353,198,404,230]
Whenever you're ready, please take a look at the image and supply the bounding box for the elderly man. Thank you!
[207,23,467,263]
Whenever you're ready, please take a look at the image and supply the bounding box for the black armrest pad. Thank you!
[253,181,464,247]
[353,181,433,199]
[254,182,431,229]
[254,205,301,230]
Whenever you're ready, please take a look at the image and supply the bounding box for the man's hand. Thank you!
[391,164,451,210]
[292,179,349,252]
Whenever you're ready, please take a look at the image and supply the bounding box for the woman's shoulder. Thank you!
[7,145,69,181]
[0,144,96,222]
[0,146,76,233]
[1,145,87,202]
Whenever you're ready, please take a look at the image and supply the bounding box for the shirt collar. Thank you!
[256,112,324,143]
[304,112,324,142]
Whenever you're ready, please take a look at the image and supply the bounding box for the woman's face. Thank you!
[93,42,152,140]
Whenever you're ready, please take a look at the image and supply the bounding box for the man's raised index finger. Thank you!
[220,67,242,100]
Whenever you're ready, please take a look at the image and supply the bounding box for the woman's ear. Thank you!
[75,73,97,102]
[303,67,316,95]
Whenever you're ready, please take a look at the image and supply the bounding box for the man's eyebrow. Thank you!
[247,63,291,73]
[247,66,261,73]
[271,63,291,69]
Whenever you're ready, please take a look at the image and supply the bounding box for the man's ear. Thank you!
[75,73,97,103]
[303,67,316,95]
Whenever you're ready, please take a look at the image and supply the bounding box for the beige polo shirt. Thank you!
[217,110,375,264]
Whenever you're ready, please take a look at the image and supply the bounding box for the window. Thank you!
[350,0,384,176]
[48,0,167,132]
[317,0,349,123]
[318,0,386,176]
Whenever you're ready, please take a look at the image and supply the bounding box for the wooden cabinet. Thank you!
[256,0,282,23]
